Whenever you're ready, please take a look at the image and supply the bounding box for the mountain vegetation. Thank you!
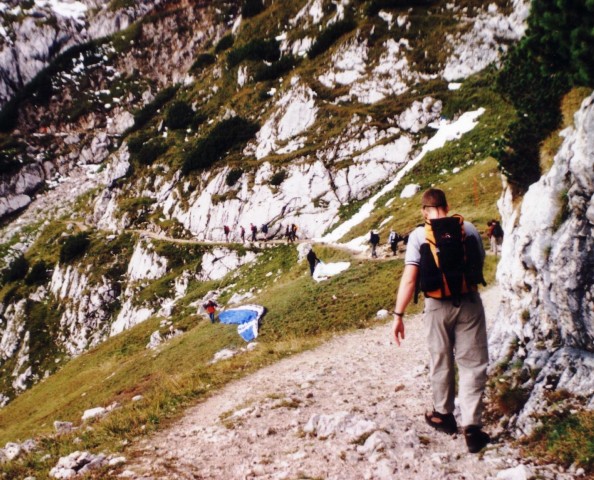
[0,0,592,477]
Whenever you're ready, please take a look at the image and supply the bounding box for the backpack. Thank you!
[415,214,486,305]
[492,222,503,238]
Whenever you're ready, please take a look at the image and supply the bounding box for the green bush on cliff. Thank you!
[182,117,259,174]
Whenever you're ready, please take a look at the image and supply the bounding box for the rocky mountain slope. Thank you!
[492,91,594,435]
[0,1,592,472]
[0,0,530,406]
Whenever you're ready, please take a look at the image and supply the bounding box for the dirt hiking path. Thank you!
[124,287,569,480]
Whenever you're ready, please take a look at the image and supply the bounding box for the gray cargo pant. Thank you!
[424,293,488,427]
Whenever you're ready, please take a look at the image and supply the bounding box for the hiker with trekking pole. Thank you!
[391,188,490,454]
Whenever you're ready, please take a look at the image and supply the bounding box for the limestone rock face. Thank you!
[492,93,594,433]
[0,0,157,107]
[0,163,45,218]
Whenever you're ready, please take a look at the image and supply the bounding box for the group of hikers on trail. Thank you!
[367,219,501,260]
[368,229,407,258]
[206,186,500,455]
[221,223,299,243]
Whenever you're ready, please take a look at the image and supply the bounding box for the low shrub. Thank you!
[126,131,151,154]
[109,0,135,11]
[254,55,298,82]
[25,260,49,286]
[59,233,91,264]
[119,196,155,214]
[190,53,216,73]
[131,85,179,131]
[0,136,26,175]
[182,117,259,174]
[119,197,155,223]
[111,21,142,54]
[135,139,168,166]
[492,0,594,196]
[227,38,280,68]
[215,34,234,53]
[269,170,286,186]
[165,101,195,130]
[2,255,28,283]
[307,18,357,59]
[226,168,244,187]
[241,0,265,18]
[494,44,567,194]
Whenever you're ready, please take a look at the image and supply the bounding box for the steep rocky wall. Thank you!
[0,0,232,223]
[0,0,159,107]
[491,92,594,434]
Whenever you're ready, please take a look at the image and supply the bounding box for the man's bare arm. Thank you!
[392,264,418,346]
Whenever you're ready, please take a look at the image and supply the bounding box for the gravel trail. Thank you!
[124,287,570,480]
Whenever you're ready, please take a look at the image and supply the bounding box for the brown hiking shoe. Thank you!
[464,425,490,453]
[424,411,458,435]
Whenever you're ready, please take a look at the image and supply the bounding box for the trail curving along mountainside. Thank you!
[123,286,575,480]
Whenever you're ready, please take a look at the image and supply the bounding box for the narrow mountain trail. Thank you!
[123,286,563,480]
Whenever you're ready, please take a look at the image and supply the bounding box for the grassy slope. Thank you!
[0,159,500,480]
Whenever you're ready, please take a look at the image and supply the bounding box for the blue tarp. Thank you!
[237,320,258,342]
[217,304,265,342]
[219,309,259,325]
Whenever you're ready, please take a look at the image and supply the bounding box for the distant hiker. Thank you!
[285,225,292,243]
[290,223,298,242]
[491,220,504,255]
[223,225,230,242]
[250,223,257,242]
[392,188,490,454]
[240,225,246,243]
[261,223,269,240]
[203,299,219,324]
[388,229,400,256]
[306,247,320,276]
[369,230,380,258]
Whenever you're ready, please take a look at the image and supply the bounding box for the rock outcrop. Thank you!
[492,92,594,434]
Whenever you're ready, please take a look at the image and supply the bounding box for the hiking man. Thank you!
[491,220,504,255]
[261,223,269,241]
[240,225,245,243]
[388,229,400,256]
[391,188,490,454]
[223,225,230,242]
[203,299,219,324]
[250,223,257,242]
[369,230,380,258]
[306,247,320,276]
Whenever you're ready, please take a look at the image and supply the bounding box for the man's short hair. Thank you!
[421,188,448,208]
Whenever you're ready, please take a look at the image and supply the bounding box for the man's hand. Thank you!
[392,315,405,346]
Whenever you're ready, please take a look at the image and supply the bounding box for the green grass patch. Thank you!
[522,410,594,474]
[340,157,503,250]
